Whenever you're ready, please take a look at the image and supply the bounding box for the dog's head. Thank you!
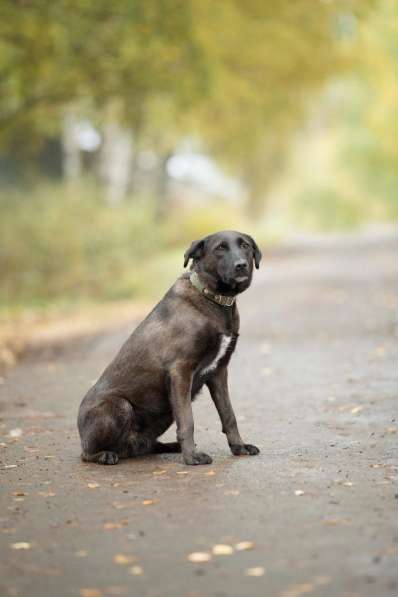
[183,230,262,295]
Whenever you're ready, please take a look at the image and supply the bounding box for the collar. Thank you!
[189,271,235,307]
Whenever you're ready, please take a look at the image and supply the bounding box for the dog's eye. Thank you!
[241,241,250,250]
[216,243,228,251]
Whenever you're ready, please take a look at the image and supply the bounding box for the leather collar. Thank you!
[189,272,235,307]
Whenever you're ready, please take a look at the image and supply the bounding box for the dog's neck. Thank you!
[189,271,236,307]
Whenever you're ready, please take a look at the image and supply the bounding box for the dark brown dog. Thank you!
[77,230,261,465]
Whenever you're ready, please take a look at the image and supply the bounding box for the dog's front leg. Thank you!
[207,367,260,456]
[169,364,212,465]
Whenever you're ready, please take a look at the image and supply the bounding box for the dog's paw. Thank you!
[97,451,119,465]
[184,451,213,465]
[230,443,260,456]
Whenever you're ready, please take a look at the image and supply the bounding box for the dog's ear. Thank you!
[183,238,205,268]
[244,234,262,269]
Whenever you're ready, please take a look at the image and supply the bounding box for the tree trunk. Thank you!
[61,111,82,182]
[154,151,172,220]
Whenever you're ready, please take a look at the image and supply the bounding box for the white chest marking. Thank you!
[202,335,232,375]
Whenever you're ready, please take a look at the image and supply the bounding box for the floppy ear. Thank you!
[183,238,205,268]
[244,234,262,269]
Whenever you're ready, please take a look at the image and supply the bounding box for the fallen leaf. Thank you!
[176,471,189,475]
[37,491,56,497]
[152,470,167,476]
[75,550,88,557]
[187,552,212,563]
[322,518,350,526]
[142,499,157,506]
[4,464,17,469]
[129,566,143,576]
[294,490,305,496]
[11,542,31,550]
[9,428,23,438]
[104,587,127,596]
[350,406,363,415]
[281,582,314,596]
[12,491,27,497]
[113,554,136,565]
[204,470,216,476]
[235,541,254,551]
[245,567,265,577]
[103,522,124,530]
[112,501,135,510]
[87,482,99,489]
[224,490,240,496]
[80,589,103,597]
[212,544,234,555]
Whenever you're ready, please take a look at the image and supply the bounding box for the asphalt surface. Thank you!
[1,232,398,597]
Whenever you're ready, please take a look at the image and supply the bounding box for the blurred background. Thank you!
[0,0,397,324]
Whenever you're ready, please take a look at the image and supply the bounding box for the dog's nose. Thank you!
[235,260,248,272]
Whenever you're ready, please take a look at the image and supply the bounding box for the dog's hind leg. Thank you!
[79,396,134,465]
[81,450,119,465]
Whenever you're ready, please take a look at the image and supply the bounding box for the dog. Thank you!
[77,230,261,466]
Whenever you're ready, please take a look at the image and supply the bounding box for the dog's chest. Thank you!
[201,334,232,376]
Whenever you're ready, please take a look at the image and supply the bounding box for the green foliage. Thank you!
[293,186,367,231]
[345,0,398,216]
[0,0,376,203]
[0,184,256,307]
[0,185,158,304]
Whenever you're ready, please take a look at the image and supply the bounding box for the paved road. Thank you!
[1,233,398,597]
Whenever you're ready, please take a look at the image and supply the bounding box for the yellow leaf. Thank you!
[235,541,254,551]
[187,552,212,563]
[113,554,136,565]
[11,542,31,550]
[103,522,124,530]
[129,565,143,576]
[212,544,234,555]
[245,567,265,577]
[80,589,103,597]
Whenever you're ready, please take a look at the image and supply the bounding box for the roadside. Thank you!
[0,301,149,374]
